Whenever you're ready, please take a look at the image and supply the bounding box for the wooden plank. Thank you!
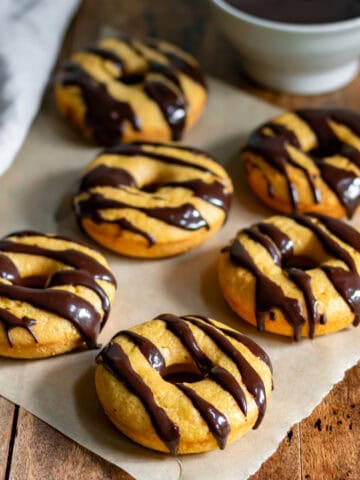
[300,363,360,480]
[0,396,16,480]
[250,424,301,480]
[8,408,132,480]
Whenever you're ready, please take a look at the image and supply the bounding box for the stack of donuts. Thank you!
[0,32,359,457]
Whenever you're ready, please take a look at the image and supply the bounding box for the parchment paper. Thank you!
[0,78,359,480]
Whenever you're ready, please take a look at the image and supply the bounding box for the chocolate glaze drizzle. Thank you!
[226,214,360,339]
[0,233,115,348]
[97,314,271,453]
[98,342,180,455]
[0,308,38,347]
[229,239,306,340]
[60,63,140,146]
[59,37,206,143]
[76,193,209,233]
[75,143,231,246]
[176,382,230,449]
[0,283,100,348]
[243,108,360,217]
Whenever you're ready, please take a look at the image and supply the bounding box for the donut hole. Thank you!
[20,275,49,289]
[119,74,145,86]
[162,362,204,384]
[282,255,319,271]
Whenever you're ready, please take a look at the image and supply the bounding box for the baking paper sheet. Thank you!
[0,78,359,480]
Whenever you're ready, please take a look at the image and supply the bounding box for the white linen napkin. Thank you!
[0,0,80,176]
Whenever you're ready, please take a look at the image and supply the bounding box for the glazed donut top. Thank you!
[74,142,233,246]
[0,230,116,348]
[224,213,360,340]
[242,108,360,217]
[96,314,272,454]
[56,36,206,145]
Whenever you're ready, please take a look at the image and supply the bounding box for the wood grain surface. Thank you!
[1,0,360,479]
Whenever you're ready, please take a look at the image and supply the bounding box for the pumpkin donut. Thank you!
[219,213,360,340]
[73,142,233,258]
[242,108,360,218]
[0,230,116,359]
[95,314,272,454]
[54,36,207,146]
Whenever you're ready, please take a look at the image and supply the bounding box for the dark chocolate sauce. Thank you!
[245,123,321,209]
[222,327,273,373]
[322,266,360,325]
[103,143,219,175]
[116,218,156,246]
[60,63,140,146]
[76,143,231,245]
[0,308,38,347]
[99,314,272,450]
[85,47,124,74]
[244,226,282,265]
[49,269,111,324]
[225,0,360,24]
[228,214,360,338]
[98,342,180,455]
[297,109,360,218]
[160,178,232,214]
[79,164,136,192]
[184,315,267,428]
[76,193,209,232]
[0,235,115,347]
[144,79,186,141]
[316,162,360,218]
[309,214,360,251]
[257,223,294,261]
[164,51,207,89]
[209,366,248,415]
[229,239,306,340]
[287,268,319,339]
[292,215,357,271]
[159,314,212,373]
[176,382,230,449]
[60,37,206,144]
[0,283,100,348]
[122,330,166,373]
[0,254,20,284]
[0,240,115,284]
[244,109,360,218]
[159,314,249,417]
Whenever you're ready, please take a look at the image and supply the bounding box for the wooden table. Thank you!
[1,1,359,479]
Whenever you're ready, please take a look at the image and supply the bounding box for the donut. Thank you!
[73,142,233,258]
[54,36,207,146]
[0,230,116,359]
[95,314,272,454]
[219,213,360,340]
[242,108,360,218]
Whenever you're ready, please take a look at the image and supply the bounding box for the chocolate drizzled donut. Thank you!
[219,213,360,340]
[242,108,360,219]
[0,231,116,358]
[74,142,233,258]
[95,314,272,454]
[55,36,207,145]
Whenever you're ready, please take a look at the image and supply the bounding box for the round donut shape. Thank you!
[218,213,360,340]
[0,231,116,359]
[95,314,272,454]
[242,108,360,219]
[54,36,207,146]
[73,142,233,258]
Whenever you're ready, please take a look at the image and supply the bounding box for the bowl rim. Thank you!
[210,0,360,33]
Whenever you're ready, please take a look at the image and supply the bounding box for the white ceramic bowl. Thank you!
[210,0,360,94]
